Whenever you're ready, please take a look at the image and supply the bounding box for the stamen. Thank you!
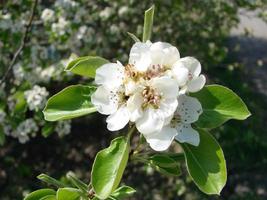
[109,89,129,106]
[141,86,161,109]
[145,64,166,80]
[125,64,139,81]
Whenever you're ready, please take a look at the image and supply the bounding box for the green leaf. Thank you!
[111,185,136,199]
[40,195,57,200]
[142,5,155,42]
[165,153,185,162]
[91,136,130,199]
[191,85,251,128]
[56,188,81,200]
[41,123,55,138]
[148,154,181,176]
[13,90,27,114]
[127,32,141,42]
[24,189,56,200]
[0,126,6,146]
[37,173,67,188]
[65,56,108,78]
[180,129,227,195]
[43,85,97,121]
[66,172,88,193]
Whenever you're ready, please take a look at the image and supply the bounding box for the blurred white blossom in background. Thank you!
[55,120,71,137]
[41,8,55,22]
[8,119,38,143]
[24,85,49,111]
[0,110,6,123]
[52,17,69,36]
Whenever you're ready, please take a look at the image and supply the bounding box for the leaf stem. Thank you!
[127,125,136,141]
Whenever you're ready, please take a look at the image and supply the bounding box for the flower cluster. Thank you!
[24,85,49,111]
[92,41,206,151]
[5,118,38,143]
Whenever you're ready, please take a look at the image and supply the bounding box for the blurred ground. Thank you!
[230,9,267,96]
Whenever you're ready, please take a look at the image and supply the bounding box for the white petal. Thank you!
[129,42,152,72]
[177,95,202,123]
[136,109,164,135]
[91,86,118,115]
[171,63,189,86]
[179,57,201,77]
[151,76,179,99]
[175,124,200,146]
[95,62,124,88]
[150,42,180,67]
[187,75,206,93]
[159,98,178,119]
[124,80,138,95]
[127,93,143,122]
[106,105,130,131]
[144,126,177,151]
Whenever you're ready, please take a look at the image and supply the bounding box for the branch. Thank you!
[0,0,38,85]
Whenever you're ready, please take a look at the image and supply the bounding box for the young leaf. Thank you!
[66,171,88,193]
[24,189,56,200]
[12,90,27,114]
[43,85,97,121]
[180,129,227,195]
[65,56,108,78]
[37,173,67,188]
[41,123,55,138]
[127,32,141,42]
[148,154,181,176]
[111,185,136,199]
[191,85,251,129]
[91,136,130,199]
[56,188,81,200]
[142,5,155,42]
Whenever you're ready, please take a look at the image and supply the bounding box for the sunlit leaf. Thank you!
[43,85,96,121]
[180,129,227,195]
[24,189,56,200]
[191,85,251,128]
[91,136,130,199]
[65,56,108,78]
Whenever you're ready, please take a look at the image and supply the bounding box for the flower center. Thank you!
[110,88,129,106]
[125,63,167,82]
[145,64,166,80]
[188,72,193,80]
[125,64,140,81]
[141,86,161,109]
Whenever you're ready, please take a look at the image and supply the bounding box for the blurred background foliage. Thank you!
[0,0,267,199]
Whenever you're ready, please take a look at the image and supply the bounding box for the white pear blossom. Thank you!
[13,63,25,82]
[92,41,205,151]
[129,41,180,73]
[52,17,69,36]
[10,119,38,143]
[91,62,130,131]
[24,85,49,111]
[41,8,55,22]
[145,95,202,151]
[76,25,88,40]
[128,76,179,135]
[99,7,113,20]
[171,57,206,93]
[55,120,71,137]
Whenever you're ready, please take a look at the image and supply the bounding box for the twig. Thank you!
[0,0,38,85]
